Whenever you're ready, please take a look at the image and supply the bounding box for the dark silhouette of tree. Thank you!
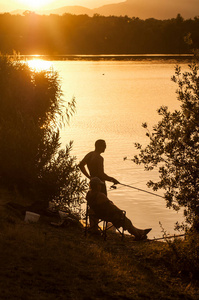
[0,55,86,211]
[0,13,199,54]
[133,58,199,228]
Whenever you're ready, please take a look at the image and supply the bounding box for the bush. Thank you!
[0,55,86,211]
[39,142,86,213]
[163,232,199,279]
[133,58,199,228]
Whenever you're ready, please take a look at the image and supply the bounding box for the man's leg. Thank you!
[110,208,151,239]
[123,217,151,238]
[89,209,99,233]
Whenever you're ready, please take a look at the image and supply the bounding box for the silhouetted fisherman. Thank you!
[86,177,152,240]
[79,139,119,231]
[79,139,119,195]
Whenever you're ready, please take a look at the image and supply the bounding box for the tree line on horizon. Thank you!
[0,12,199,55]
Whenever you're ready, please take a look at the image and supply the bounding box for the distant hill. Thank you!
[94,0,199,19]
[39,5,92,16]
[10,6,92,16]
[10,10,25,15]
[10,0,199,19]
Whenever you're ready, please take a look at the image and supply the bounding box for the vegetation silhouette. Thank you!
[0,13,199,54]
[133,53,199,230]
[0,55,86,212]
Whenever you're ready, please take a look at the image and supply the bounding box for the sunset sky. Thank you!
[0,0,122,11]
[0,0,197,19]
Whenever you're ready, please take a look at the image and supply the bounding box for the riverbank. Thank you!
[21,54,193,63]
[0,193,199,300]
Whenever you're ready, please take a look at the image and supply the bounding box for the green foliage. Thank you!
[0,55,86,210]
[133,60,199,226]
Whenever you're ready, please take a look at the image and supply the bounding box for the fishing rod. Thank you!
[110,183,165,199]
[146,233,186,242]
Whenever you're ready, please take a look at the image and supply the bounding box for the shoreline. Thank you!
[0,188,199,299]
[17,53,193,62]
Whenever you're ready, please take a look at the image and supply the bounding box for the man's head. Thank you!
[95,139,106,153]
[90,177,104,191]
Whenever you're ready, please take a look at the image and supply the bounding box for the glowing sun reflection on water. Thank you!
[27,58,53,72]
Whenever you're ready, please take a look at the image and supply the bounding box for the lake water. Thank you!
[28,56,189,238]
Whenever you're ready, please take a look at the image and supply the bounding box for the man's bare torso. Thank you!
[83,151,104,180]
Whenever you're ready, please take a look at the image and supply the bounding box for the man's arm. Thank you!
[98,157,120,184]
[102,173,120,184]
[79,154,91,180]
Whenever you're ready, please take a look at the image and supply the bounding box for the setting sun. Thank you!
[18,0,54,9]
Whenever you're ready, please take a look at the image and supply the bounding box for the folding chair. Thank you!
[84,202,126,240]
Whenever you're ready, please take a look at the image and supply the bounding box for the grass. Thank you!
[0,198,199,300]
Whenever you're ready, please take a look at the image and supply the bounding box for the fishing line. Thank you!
[108,179,147,192]
[110,183,164,199]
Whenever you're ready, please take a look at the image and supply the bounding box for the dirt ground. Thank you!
[0,192,199,300]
